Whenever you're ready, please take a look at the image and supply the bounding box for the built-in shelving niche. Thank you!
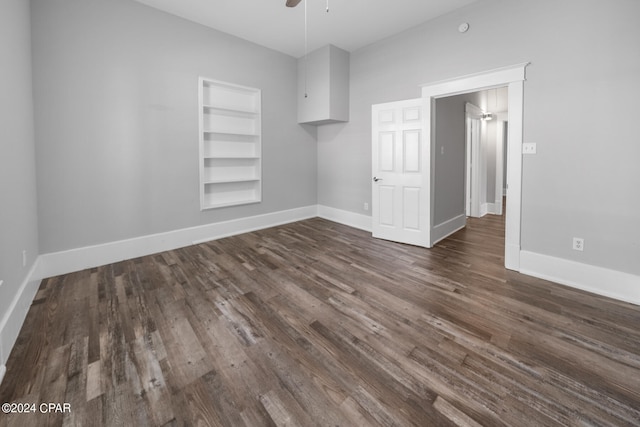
[198,78,262,210]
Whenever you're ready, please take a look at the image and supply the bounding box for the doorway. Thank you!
[464,88,508,219]
[422,63,527,270]
[431,88,507,243]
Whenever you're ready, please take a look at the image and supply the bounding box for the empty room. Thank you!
[1,0,639,425]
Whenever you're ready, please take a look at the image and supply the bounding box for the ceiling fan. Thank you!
[287,0,329,97]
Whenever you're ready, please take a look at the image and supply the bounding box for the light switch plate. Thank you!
[523,143,537,154]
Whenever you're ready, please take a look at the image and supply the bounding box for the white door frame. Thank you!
[494,114,508,216]
[465,102,483,218]
[421,63,528,271]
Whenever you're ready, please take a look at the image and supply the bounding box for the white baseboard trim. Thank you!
[432,214,466,245]
[482,202,505,216]
[520,250,640,306]
[38,205,318,279]
[487,202,503,215]
[0,258,42,378]
[480,204,499,217]
[317,205,372,232]
[480,203,489,217]
[505,243,520,271]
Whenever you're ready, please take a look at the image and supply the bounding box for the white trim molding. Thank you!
[421,62,529,271]
[432,214,466,244]
[520,251,640,306]
[419,63,529,97]
[317,205,372,232]
[38,204,374,280]
[483,203,503,216]
[38,206,318,279]
[38,204,374,281]
[0,258,42,381]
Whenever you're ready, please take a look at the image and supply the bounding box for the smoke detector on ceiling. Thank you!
[458,22,470,33]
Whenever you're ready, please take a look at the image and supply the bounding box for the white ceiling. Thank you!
[133,0,478,58]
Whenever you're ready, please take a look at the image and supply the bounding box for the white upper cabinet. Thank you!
[297,45,349,125]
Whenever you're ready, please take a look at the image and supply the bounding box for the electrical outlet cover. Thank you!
[523,143,537,154]
[572,237,584,251]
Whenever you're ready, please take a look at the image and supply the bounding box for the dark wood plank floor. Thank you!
[2,214,640,426]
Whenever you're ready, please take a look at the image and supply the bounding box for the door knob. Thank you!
[373,177,383,182]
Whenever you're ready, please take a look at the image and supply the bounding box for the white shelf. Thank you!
[199,77,262,210]
[203,134,259,158]
[202,80,259,113]
[203,199,261,210]
[201,180,261,210]
[204,156,260,160]
[203,130,260,136]
[204,178,260,184]
[203,105,258,116]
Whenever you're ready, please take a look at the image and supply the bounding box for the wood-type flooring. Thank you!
[1,214,640,426]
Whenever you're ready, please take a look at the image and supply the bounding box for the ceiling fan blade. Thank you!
[286,0,302,7]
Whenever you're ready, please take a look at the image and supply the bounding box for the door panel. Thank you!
[379,110,395,123]
[372,99,430,247]
[379,132,395,171]
[378,186,395,226]
[403,130,421,173]
[403,107,421,122]
[403,187,421,230]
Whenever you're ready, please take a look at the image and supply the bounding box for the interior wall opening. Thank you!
[432,85,509,243]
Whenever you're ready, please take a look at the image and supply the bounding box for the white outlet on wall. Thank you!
[572,237,584,251]
[523,142,537,154]
[364,202,369,211]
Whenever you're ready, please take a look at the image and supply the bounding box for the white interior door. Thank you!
[372,99,430,247]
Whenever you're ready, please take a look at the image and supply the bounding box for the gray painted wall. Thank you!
[0,0,40,341]
[32,0,317,254]
[433,92,480,225]
[317,0,640,275]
